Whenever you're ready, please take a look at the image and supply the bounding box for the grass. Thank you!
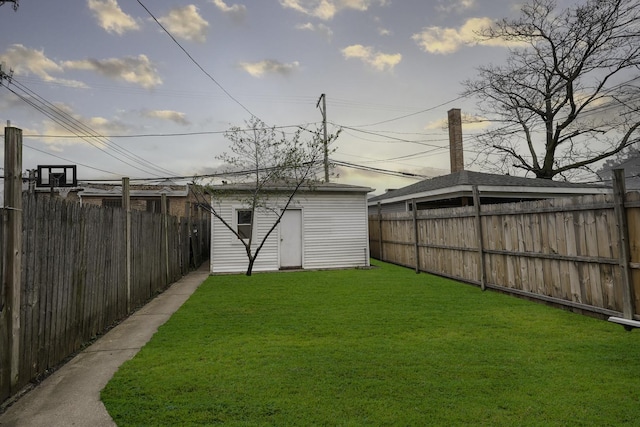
[101,260,640,426]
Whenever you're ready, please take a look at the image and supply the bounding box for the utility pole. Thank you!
[316,93,329,183]
[0,62,14,86]
[4,126,22,392]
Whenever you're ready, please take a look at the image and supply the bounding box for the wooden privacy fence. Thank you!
[0,193,210,404]
[369,189,640,321]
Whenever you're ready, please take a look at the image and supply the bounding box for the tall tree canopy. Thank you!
[463,0,640,180]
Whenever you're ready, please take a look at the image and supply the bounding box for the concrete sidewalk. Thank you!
[0,266,211,427]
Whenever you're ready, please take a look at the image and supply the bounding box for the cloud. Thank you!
[87,0,140,35]
[141,109,190,126]
[412,17,515,54]
[0,44,87,87]
[211,0,247,22]
[63,54,162,89]
[158,5,209,43]
[341,44,401,71]
[372,16,391,36]
[295,22,333,39]
[238,60,300,78]
[279,0,384,20]
[436,0,476,14]
[1,45,162,89]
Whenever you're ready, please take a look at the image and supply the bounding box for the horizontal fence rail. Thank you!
[369,191,640,322]
[0,193,210,404]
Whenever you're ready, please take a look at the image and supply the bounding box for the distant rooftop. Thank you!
[369,170,609,203]
[208,181,373,193]
[79,183,190,197]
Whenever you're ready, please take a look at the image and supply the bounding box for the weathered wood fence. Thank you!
[369,188,640,321]
[0,193,210,404]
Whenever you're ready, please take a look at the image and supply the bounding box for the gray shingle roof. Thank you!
[368,170,608,202]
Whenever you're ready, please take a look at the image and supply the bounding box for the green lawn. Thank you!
[101,260,640,426]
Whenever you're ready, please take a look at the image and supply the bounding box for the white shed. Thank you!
[209,183,372,274]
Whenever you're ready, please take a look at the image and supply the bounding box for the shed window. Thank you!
[237,209,253,239]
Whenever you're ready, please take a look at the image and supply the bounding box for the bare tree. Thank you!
[463,0,640,180]
[196,116,338,276]
[596,144,640,189]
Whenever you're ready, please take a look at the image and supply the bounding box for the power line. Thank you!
[345,94,470,128]
[3,77,179,177]
[336,123,449,149]
[334,150,450,174]
[23,123,320,139]
[12,78,173,174]
[4,86,172,177]
[54,158,426,185]
[135,0,256,119]
[331,160,428,179]
[23,143,122,176]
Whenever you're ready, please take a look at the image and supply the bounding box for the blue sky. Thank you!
[0,0,560,192]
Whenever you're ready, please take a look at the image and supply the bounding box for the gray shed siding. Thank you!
[210,191,370,273]
[299,193,370,269]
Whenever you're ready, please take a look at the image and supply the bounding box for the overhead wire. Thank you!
[4,85,143,175]
[3,79,178,177]
[22,143,122,176]
[23,123,321,139]
[335,124,449,149]
[331,160,428,179]
[346,95,469,127]
[135,0,257,119]
[11,78,179,176]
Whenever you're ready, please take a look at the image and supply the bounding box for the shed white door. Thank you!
[280,209,302,268]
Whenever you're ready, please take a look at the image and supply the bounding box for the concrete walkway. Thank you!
[0,266,211,427]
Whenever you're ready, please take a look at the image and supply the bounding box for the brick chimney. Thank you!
[448,108,464,173]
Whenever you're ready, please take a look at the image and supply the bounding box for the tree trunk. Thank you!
[246,257,255,276]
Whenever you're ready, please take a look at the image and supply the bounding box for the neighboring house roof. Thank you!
[79,184,189,198]
[368,170,610,206]
[208,182,373,194]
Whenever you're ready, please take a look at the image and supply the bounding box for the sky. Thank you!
[0,0,577,194]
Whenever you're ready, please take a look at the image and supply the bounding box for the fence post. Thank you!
[161,193,169,284]
[612,169,635,319]
[377,202,383,261]
[122,177,131,312]
[412,199,419,274]
[3,126,22,392]
[472,186,486,291]
[185,202,193,268]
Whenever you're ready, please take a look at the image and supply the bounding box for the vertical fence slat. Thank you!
[613,170,635,319]
[412,200,419,274]
[472,186,486,290]
[626,192,640,315]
